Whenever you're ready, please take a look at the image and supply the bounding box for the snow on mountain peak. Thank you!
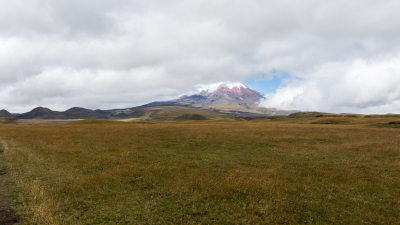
[222,82,246,89]
[196,81,247,93]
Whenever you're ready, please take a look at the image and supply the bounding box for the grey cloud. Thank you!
[1,0,400,113]
[0,0,127,37]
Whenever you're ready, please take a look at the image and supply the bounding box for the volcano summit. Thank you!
[168,82,287,116]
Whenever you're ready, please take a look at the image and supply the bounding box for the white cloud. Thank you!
[261,79,322,111]
[261,55,400,113]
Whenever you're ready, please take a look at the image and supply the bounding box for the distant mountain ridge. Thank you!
[1,83,295,120]
[16,107,106,119]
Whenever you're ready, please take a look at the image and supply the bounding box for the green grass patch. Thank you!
[311,118,351,124]
[372,121,400,128]
[174,114,208,121]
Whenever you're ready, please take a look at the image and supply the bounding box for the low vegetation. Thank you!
[0,117,399,224]
[288,111,400,118]
[311,118,351,124]
[372,121,400,128]
[0,118,17,125]
[173,114,208,121]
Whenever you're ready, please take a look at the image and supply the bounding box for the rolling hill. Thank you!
[116,106,234,122]
[17,107,63,119]
[0,109,13,117]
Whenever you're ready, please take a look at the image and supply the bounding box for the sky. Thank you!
[1,0,400,114]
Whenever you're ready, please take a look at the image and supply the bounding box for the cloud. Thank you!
[260,55,400,113]
[0,0,400,113]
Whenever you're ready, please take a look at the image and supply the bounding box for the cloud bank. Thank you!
[0,0,399,113]
[261,55,400,113]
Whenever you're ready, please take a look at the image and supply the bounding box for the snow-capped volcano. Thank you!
[174,81,266,113]
[115,81,292,117]
[199,82,264,103]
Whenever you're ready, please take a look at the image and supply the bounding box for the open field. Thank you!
[0,117,399,224]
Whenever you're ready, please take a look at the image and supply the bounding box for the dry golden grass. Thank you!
[0,118,399,224]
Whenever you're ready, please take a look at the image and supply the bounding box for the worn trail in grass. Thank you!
[0,118,400,224]
[0,142,18,224]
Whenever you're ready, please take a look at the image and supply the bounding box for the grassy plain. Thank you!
[0,117,399,224]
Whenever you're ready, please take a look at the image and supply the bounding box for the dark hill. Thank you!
[0,109,13,117]
[17,107,62,119]
[63,107,106,119]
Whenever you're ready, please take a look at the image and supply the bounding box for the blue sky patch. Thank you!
[244,72,290,94]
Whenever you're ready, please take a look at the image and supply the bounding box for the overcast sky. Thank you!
[1,0,400,113]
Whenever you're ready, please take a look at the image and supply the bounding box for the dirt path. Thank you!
[0,141,18,224]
